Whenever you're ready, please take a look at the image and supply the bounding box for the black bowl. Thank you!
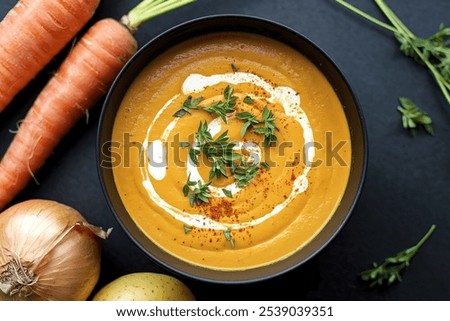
[97,15,367,284]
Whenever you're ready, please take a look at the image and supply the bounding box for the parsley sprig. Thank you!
[397,97,434,136]
[236,111,259,137]
[222,188,233,198]
[179,86,275,207]
[231,161,261,188]
[183,174,211,207]
[237,105,279,146]
[256,106,278,146]
[203,85,238,123]
[173,95,203,118]
[337,0,450,105]
[360,224,436,287]
[187,119,268,199]
[189,121,242,180]
[173,86,237,122]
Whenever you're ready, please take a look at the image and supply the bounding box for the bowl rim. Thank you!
[96,14,368,284]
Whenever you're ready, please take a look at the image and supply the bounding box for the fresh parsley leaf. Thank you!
[397,97,434,136]
[182,183,189,196]
[209,156,228,180]
[203,85,238,123]
[183,174,211,207]
[223,229,235,248]
[236,106,278,145]
[188,194,195,207]
[236,111,256,120]
[224,85,235,103]
[173,95,203,118]
[240,122,253,138]
[196,121,213,144]
[173,87,240,122]
[231,63,239,73]
[192,122,241,180]
[260,162,270,170]
[360,224,436,287]
[183,225,192,234]
[254,105,279,146]
[243,95,255,104]
[236,111,259,137]
[173,109,188,118]
[399,24,450,84]
[222,188,233,198]
[188,147,200,165]
[232,162,260,188]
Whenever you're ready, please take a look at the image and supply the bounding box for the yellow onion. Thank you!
[0,199,111,300]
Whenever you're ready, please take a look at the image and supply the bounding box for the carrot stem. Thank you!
[337,0,450,105]
[126,0,195,31]
[335,0,396,33]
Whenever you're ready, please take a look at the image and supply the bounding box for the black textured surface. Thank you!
[1,0,449,300]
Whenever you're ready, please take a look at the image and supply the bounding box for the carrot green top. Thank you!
[122,0,195,33]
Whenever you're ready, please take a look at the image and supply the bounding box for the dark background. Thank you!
[1,0,449,300]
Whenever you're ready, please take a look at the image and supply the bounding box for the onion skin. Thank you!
[0,199,107,301]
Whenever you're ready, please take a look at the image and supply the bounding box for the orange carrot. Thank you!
[0,0,195,210]
[0,18,137,210]
[0,0,101,112]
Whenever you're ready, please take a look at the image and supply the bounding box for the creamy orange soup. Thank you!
[111,32,351,270]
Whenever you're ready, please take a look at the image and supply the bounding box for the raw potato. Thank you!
[92,272,195,301]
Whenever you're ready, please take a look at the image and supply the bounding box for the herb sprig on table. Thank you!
[336,0,450,106]
[360,224,436,287]
[397,97,434,136]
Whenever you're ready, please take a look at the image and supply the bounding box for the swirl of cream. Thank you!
[141,72,314,231]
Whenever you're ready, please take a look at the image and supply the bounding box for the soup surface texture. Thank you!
[111,32,351,270]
